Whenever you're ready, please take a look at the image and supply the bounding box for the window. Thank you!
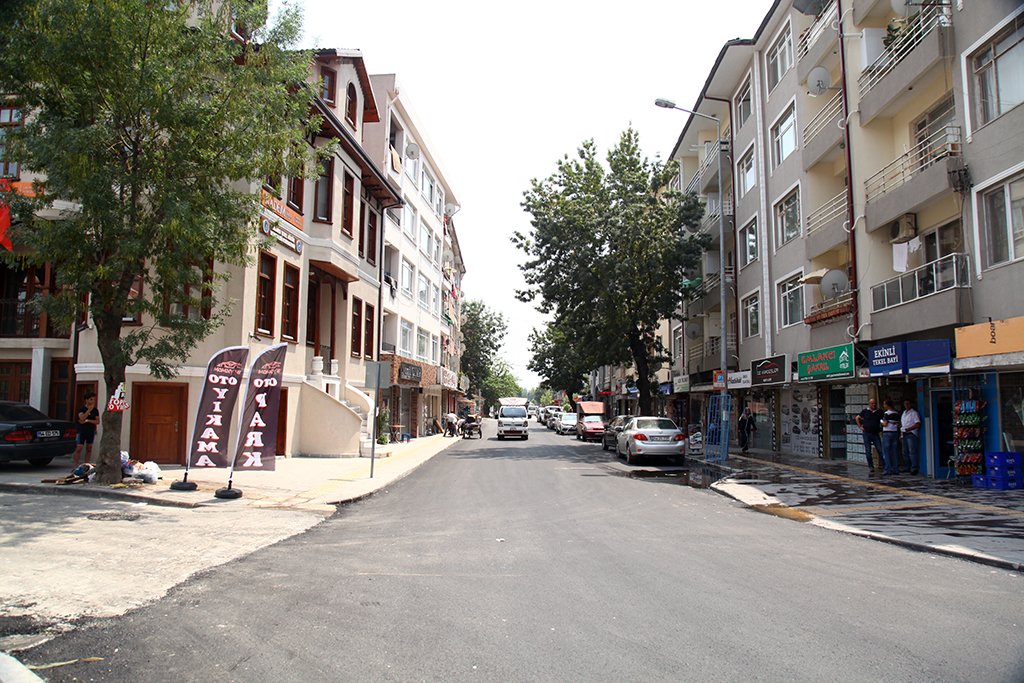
[351,297,363,357]
[400,319,413,356]
[775,188,801,247]
[420,222,432,254]
[673,326,683,360]
[364,304,375,359]
[345,83,358,127]
[256,252,276,335]
[287,174,304,213]
[306,272,319,346]
[434,234,442,263]
[736,79,752,129]
[365,207,378,265]
[403,204,417,238]
[320,67,337,105]
[742,292,760,339]
[982,173,1024,268]
[401,260,414,296]
[431,334,439,364]
[315,158,333,223]
[167,258,214,321]
[123,274,143,325]
[421,169,435,204]
[740,219,758,268]
[771,105,797,168]
[778,275,804,328]
[432,284,440,315]
[974,14,1024,126]
[738,148,755,197]
[405,150,419,180]
[416,328,429,362]
[435,188,444,217]
[264,174,280,197]
[767,23,793,92]
[0,107,22,178]
[417,273,430,309]
[281,263,299,341]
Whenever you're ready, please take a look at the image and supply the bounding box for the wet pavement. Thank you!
[708,448,1024,571]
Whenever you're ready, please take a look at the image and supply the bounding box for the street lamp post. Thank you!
[655,98,728,396]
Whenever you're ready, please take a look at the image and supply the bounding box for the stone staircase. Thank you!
[340,398,376,457]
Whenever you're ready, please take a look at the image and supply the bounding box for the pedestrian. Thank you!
[737,406,756,454]
[855,397,885,474]
[880,398,901,475]
[900,398,922,475]
[445,411,458,437]
[72,392,100,467]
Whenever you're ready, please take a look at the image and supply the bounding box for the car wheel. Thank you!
[625,447,634,465]
[523,435,528,440]
[28,457,53,467]
[498,435,504,441]
[602,438,609,451]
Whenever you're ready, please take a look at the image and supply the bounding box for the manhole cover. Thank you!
[86,511,142,521]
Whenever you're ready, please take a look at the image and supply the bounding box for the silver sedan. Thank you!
[616,416,685,465]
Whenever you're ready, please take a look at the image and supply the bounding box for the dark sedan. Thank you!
[0,401,78,467]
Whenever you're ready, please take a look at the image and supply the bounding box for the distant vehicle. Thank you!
[615,416,685,465]
[547,410,563,430]
[496,398,529,440]
[0,401,78,467]
[601,415,628,452]
[575,401,605,442]
[556,413,578,435]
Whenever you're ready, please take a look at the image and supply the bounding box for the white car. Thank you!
[616,416,686,465]
[496,405,529,440]
[556,413,578,435]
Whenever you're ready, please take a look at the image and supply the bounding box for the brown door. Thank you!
[276,387,288,456]
[130,383,188,465]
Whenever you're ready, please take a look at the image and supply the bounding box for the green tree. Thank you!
[516,128,707,416]
[461,299,508,396]
[527,321,588,402]
[480,358,522,414]
[0,0,321,483]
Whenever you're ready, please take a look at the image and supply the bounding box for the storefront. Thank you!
[748,355,788,452]
[796,343,855,460]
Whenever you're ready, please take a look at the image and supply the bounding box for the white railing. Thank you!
[686,334,738,363]
[865,124,960,202]
[688,267,736,301]
[686,170,701,195]
[701,198,734,233]
[798,0,839,59]
[870,253,970,312]
[802,91,843,148]
[804,290,854,326]
[858,2,952,99]
[697,139,731,184]
[806,190,847,235]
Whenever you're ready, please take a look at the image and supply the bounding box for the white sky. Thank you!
[282,0,769,389]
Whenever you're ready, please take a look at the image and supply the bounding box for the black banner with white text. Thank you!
[230,343,287,472]
[187,346,249,469]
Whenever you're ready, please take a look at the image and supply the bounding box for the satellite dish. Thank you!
[405,142,420,160]
[819,269,849,299]
[807,66,832,97]
[685,322,703,340]
[890,0,912,17]
[793,0,827,14]
[444,203,460,218]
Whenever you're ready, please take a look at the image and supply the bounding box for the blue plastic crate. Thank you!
[985,452,1022,468]
[987,465,1023,482]
[972,474,988,488]
[988,476,1023,490]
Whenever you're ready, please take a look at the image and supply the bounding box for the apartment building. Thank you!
[363,74,466,439]
[662,0,1024,476]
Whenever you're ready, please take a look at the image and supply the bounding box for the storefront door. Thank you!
[932,390,955,478]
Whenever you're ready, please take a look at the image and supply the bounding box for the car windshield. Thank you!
[634,418,678,431]
[0,403,50,421]
[561,414,577,422]
[501,407,527,418]
[583,415,602,423]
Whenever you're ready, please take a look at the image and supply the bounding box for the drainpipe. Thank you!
[705,94,739,373]
[837,4,860,339]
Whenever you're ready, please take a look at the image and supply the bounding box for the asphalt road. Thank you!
[22,420,1024,682]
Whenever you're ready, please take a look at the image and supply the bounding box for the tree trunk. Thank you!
[93,313,127,485]
[628,330,653,416]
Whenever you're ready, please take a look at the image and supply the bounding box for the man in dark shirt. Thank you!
[856,398,884,473]
[73,392,100,467]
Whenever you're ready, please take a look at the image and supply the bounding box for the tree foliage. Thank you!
[516,128,707,415]
[460,299,507,396]
[0,0,321,482]
[527,321,587,401]
[480,358,522,414]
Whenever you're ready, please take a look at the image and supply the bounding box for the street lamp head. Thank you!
[654,98,677,109]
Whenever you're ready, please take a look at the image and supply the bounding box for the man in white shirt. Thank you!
[900,399,922,475]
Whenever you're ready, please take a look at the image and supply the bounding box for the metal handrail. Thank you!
[865,124,960,202]
[797,0,838,59]
[697,139,730,183]
[802,91,842,147]
[701,198,734,233]
[806,190,847,235]
[686,170,701,195]
[870,253,970,312]
[858,2,952,99]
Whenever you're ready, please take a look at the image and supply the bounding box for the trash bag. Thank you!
[136,461,161,484]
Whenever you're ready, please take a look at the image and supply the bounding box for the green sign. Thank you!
[798,343,855,381]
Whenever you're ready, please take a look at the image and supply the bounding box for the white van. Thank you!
[497,398,529,440]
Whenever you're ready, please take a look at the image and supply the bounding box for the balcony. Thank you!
[870,253,971,337]
[0,300,69,339]
[687,267,735,306]
[801,91,844,170]
[698,137,732,195]
[805,190,848,258]
[687,334,738,374]
[699,197,734,237]
[797,0,840,82]
[804,290,854,327]
[858,2,952,124]
[864,125,962,231]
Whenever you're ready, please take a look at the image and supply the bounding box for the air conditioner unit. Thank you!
[890,214,917,244]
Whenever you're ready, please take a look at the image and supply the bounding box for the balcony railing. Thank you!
[864,124,960,202]
[802,91,842,148]
[687,334,738,363]
[701,198,734,233]
[804,291,854,326]
[870,253,970,312]
[806,190,847,235]
[696,138,731,184]
[0,300,41,337]
[797,0,839,59]
[686,170,701,195]
[858,1,952,99]
[688,267,735,302]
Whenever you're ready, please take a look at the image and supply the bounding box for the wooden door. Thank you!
[276,387,288,456]
[130,383,188,465]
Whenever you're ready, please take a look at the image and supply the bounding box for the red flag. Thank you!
[187,346,250,469]
[0,200,11,251]
[230,343,287,472]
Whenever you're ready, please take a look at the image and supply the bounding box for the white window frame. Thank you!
[741,290,761,339]
[431,334,440,364]
[961,5,1024,140]
[400,319,414,356]
[403,203,417,239]
[767,21,793,93]
[737,144,756,197]
[421,167,435,205]
[401,259,414,297]
[735,77,753,129]
[420,221,432,255]
[774,184,802,249]
[739,218,759,268]
[432,283,440,316]
[417,272,430,310]
[777,271,805,329]
[416,327,429,362]
[971,11,1024,128]
[770,102,798,169]
[978,169,1024,269]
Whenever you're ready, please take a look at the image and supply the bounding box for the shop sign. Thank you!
[868,342,906,376]
[713,370,726,389]
[955,316,1024,358]
[261,189,303,230]
[439,366,457,389]
[798,343,854,381]
[727,370,751,389]
[672,374,689,393]
[907,339,951,374]
[398,362,422,382]
[260,214,303,254]
[659,382,673,396]
[751,354,787,386]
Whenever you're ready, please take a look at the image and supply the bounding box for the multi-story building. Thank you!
[363,74,466,439]
[662,0,1024,476]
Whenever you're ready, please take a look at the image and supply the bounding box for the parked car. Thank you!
[547,411,563,430]
[0,401,78,467]
[601,415,628,452]
[576,414,605,441]
[615,416,685,465]
[556,413,577,435]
